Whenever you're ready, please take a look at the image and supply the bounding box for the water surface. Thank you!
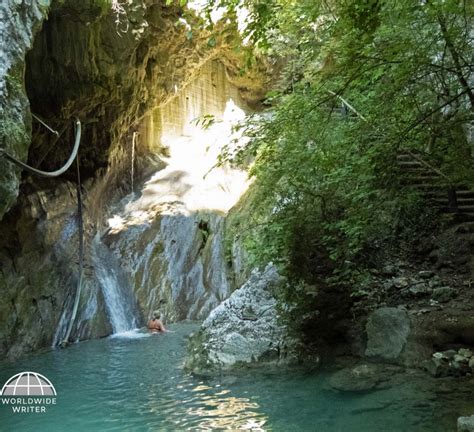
[0,322,469,431]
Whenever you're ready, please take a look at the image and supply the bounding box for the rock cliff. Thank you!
[0,0,51,218]
[0,0,265,359]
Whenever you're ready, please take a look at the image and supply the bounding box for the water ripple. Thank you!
[0,322,465,432]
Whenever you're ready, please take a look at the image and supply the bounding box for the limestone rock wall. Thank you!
[0,53,258,359]
[0,0,266,360]
[96,59,253,325]
[25,0,219,180]
[0,0,51,219]
[0,180,111,359]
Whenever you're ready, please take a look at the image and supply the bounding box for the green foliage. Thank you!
[5,73,22,94]
[0,117,28,152]
[166,0,188,6]
[191,114,220,130]
[219,0,473,336]
[92,0,116,13]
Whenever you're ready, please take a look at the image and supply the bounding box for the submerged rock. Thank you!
[329,364,381,392]
[185,264,296,374]
[329,363,399,393]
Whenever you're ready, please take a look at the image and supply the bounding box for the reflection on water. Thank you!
[0,322,470,432]
[186,391,265,431]
[0,323,270,432]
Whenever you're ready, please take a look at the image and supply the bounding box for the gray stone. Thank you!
[424,358,446,377]
[430,353,450,377]
[381,264,397,276]
[459,348,473,358]
[455,354,470,364]
[185,264,296,373]
[432,287,457,303]
[392,277,410,288]
[453,355,470,374]
[444,350,458,360]
[408,283,431,297]
[458,416,474,432]
[416,308,431,315]
[426,350,474,377]
[433,352,446,360]
[365,307,410,361]
[418,270,435,279]
[469,357,474,370]
[429,276,443,288]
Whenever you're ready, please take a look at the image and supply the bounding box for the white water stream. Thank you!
[54,60,251,342]
[91,234,140,334]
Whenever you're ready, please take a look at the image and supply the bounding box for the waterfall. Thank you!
[53,231,141,346]
[53,61,252,342]
[100,60,252,322]
[91,234,140,333]
[131,131,137,194]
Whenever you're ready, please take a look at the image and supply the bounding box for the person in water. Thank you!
[147,310,169,333]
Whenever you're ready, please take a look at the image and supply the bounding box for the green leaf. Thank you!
[207,36,217,47]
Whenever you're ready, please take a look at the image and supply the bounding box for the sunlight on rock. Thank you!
[124,61,251,221]
[107,214,125,230]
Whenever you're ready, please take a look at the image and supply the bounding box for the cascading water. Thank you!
[53,60,251,341]
[91,234,141,334]
[131,131,137,194]
[102,60,251,322]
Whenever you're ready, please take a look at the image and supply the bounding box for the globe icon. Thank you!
[1,372,56,396]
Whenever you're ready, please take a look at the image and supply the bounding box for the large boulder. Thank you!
[185,264,296,374]
[458,416,474,432]
[365,307,410,362]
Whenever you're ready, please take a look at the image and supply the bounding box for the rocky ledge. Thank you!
[185,264,297,374]
[425,348,474,378]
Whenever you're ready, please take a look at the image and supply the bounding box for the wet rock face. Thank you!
[106,208,232,322]
[185,265,296,374]
[0,0,51,219]
[93,59,253,325]
[0,0,266,359]
[0,181,111,359]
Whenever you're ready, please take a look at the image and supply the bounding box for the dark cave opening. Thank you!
[23,3,116,183]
